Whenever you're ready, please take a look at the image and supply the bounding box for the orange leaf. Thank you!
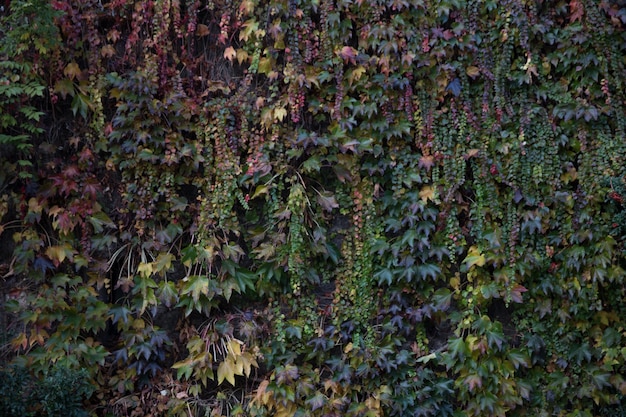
[419,185,435,202]
[101,44,116,58]
[196,24,210,37]
[223,46,236,62]
[418,155,435,170]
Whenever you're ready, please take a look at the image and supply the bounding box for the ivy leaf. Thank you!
[462,246,485,270]
[137,262,153,278]
[110,305,131,325]
[464,375,482,391]
[374,267,393,286]
[417,263,440,280]
[591,370,612,389]
[446,78,461,96]
[88,211,115,233]
[64,62,82,80]
[466,66,480,79]
[347,66,366,85]
[569,0,584,22]
[53,79,75,99]
[158,281,178,308]
[195,24,210,37]
[302,155,321,173]
[337,46,358,64]
[172,358,194,380]
[316,191,339,212]
[431,288,452,311]
[507,284,527,303]
[239,352,258,377]
[486,328,506,351]
[306,392,328,411]
[508,350,530,369]
[223,46,237,62]
[480,282,500,300]
[447,337,470,362]
[274,107,287,122]
[181,275,210,304]
[217,357,237,386]
[45,245,73,267]
[154,252,174,275]
[418,155,435,171]
[419,185,435,202]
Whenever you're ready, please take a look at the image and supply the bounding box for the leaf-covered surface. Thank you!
[1,0,626,416]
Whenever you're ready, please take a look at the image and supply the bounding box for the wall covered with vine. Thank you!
[1,0,626,415]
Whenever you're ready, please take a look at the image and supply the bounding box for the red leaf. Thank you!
[569,0,584,22]
[509,284,528,304]
[338,46,358,65]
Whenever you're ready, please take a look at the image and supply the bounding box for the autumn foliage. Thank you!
[1,0,626,416]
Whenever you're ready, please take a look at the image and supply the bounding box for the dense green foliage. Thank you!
[1,0,626,415]
[0,363,92,417]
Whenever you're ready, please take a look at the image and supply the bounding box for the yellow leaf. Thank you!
[258,57,272,74]
[64,62,82,80]
[466,65,480,78]
[228,338,242,356]
[239,0,255,16]
[419,185,435,202]
[28,197,42,214]
[365,396,381,412]
[274,107,287,122]
[251,185,268,199]
[239,352,258,377]
[234,355,244,376]
[260,107,274,129]
[463,246,486,269]
[347,66,366,86]
[223,46,236,62]
[217,357,237,386]
[154,252,174,274]
[46,245,67,264]
[137,262,154,278]
[236,48,249,65]
[343,342,354,353]
[450,276,460,290]
[275,405,298,417]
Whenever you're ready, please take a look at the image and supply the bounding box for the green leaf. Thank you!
[447,337,470,362]
[88,211,115,233]
[158,281,178,308]
[431,288,452,311]
[181,275,210,304]
[508,350,530,369]
[172,359,194,381]
[154,252,175,274]
[306,392,328,411]
[110,305,132,325]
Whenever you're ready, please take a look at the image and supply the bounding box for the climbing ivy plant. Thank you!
[1,0,626,416]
